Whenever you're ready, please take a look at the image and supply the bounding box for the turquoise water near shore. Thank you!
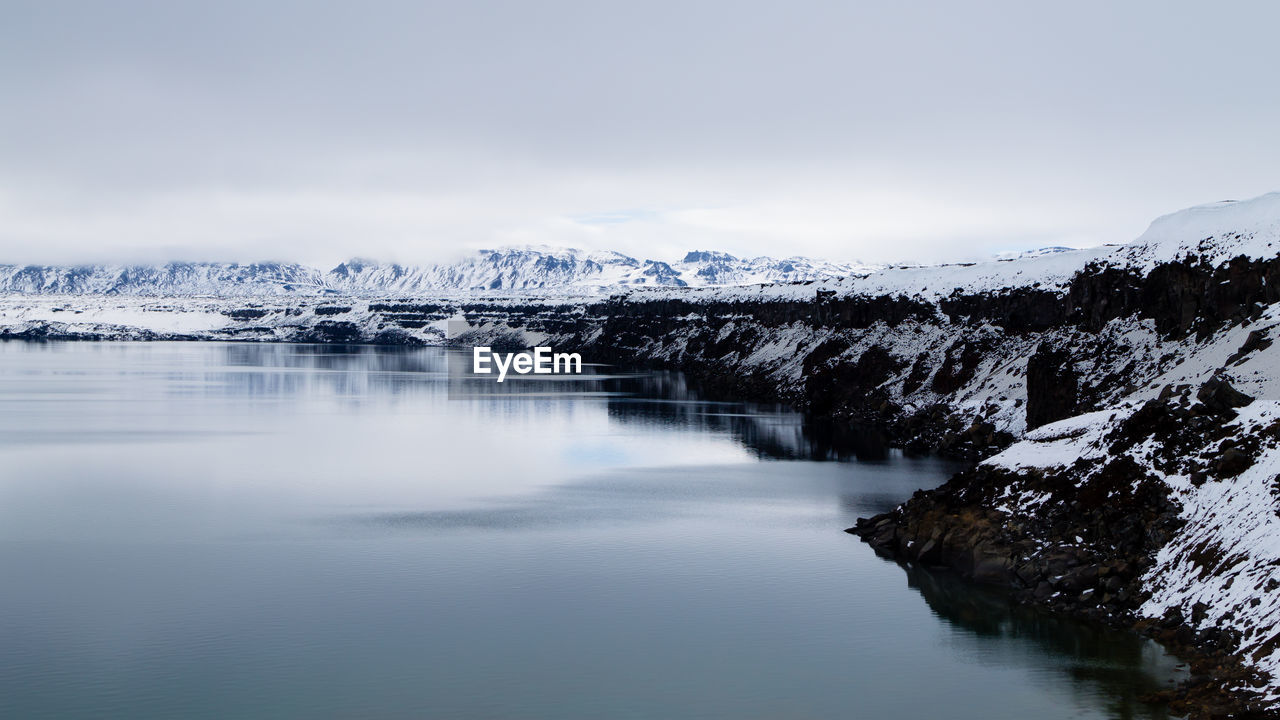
[0,342,1184,719]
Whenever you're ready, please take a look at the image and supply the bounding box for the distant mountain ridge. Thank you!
[0,246,877,297]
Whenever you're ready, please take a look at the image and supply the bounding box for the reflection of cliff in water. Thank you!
[902,561,1185,720]
[221,342,444,374]
[205,345,892,461]
[204,343,448,399]
[602,370,892,462]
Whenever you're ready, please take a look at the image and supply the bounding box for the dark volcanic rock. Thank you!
[296,320,362,343]
[1227,329,1274,366]
[1196,374,1255,414]
[930,340,988,395]
[940,288,1068,331]
[1068,255,1280,339]
[314,305,353,316]
[1025,343,1079,430]
[851,458,1181,622]
[803,343,902,417]
[223,308,270,320]
[850,373,1277,718]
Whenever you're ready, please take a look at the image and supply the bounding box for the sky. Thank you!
[2,0,1279,268]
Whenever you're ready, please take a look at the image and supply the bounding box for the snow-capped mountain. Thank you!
[0,247,874,297]
[327,248,648,294]
[992,246,1077,260]
[321,247,876,294]
[0,262,327,296]
[675,251,864,285]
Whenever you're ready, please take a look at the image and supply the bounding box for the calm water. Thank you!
[0,342,1184,719]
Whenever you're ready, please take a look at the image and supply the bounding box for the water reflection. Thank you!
[903,562,1186,720]
[168,343,897,462]
[603,381,893,461]
[0,341,1185,720]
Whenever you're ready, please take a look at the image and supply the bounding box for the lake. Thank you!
[0,342,1184,719]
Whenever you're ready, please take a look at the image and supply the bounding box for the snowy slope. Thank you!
[1116,192,1280,270]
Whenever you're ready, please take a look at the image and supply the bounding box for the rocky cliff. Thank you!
[544,193,1280,716]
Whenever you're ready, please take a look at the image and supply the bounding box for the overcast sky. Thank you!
[2,0,1278,267]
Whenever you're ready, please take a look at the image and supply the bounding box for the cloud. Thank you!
[2,0,1279,266]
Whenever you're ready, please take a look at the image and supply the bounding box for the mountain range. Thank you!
[0,247,877,297]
